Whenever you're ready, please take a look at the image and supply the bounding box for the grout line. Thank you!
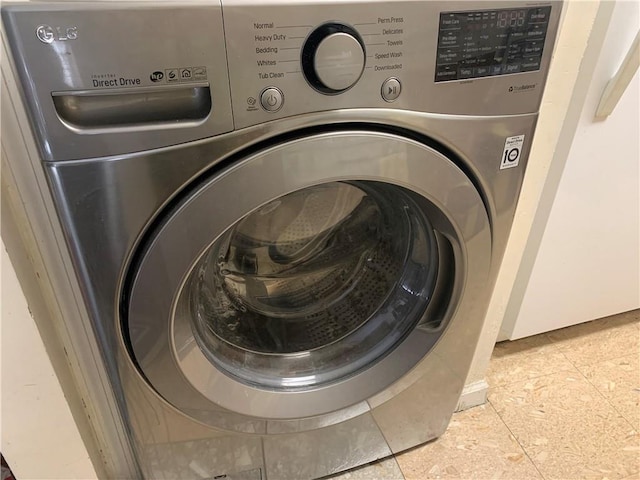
[572,351,640,370]
[391,456,406,480]
[486,399,548,480]
[488,362,581,391]
[545,330,640,371]
[573,360,640,433]
[573,369,640,467]
[490,332,587,389]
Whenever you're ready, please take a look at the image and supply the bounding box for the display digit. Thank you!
[509,11,518,27]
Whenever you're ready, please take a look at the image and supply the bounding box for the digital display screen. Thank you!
[435,6,552,82]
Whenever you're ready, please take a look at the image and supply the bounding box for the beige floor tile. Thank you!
[323,457,404,480]
[579,354,640,429]
[488,334,575,388]
[546,310,640,367]
[395,404,542,480]
[622,473,640,480]
[489,371,640,480]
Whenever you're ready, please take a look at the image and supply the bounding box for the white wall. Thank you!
[464,0,610,386]
[506,1,640,339]
[1,243,98,479]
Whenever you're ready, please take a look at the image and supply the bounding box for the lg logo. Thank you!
[36,24,78,44]
[35,25,55,43]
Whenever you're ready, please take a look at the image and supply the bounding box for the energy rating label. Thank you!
[500,134,524,170]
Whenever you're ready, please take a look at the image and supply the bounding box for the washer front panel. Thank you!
[127,131,492,422]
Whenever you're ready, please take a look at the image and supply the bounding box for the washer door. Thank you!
[127,130,491,422]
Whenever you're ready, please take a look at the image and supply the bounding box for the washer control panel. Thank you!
[435,7,552,82]
[223,0,562,128]
[2,0,563,160]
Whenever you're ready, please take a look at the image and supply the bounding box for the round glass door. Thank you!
[127,130,492,422]
[182,181,439,390]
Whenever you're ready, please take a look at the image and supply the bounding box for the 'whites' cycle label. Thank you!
[500,135,525,170]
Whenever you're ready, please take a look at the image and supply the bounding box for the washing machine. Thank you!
[2,1,561,478]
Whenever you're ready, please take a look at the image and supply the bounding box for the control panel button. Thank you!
[381,77,402,102]
[260,87,284,112]
[435,6,552,82]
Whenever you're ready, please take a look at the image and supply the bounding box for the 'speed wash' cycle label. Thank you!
[500,135,525,170]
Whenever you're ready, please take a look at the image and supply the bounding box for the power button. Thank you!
[260,87,284,112]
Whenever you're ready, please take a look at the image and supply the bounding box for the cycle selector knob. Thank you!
[302,23,366,94]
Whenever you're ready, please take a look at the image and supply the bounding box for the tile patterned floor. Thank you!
[330,309,640,480]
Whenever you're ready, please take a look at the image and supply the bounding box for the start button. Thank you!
[381,77,402,102]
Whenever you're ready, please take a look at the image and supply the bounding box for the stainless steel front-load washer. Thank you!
[2,1,561,478]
